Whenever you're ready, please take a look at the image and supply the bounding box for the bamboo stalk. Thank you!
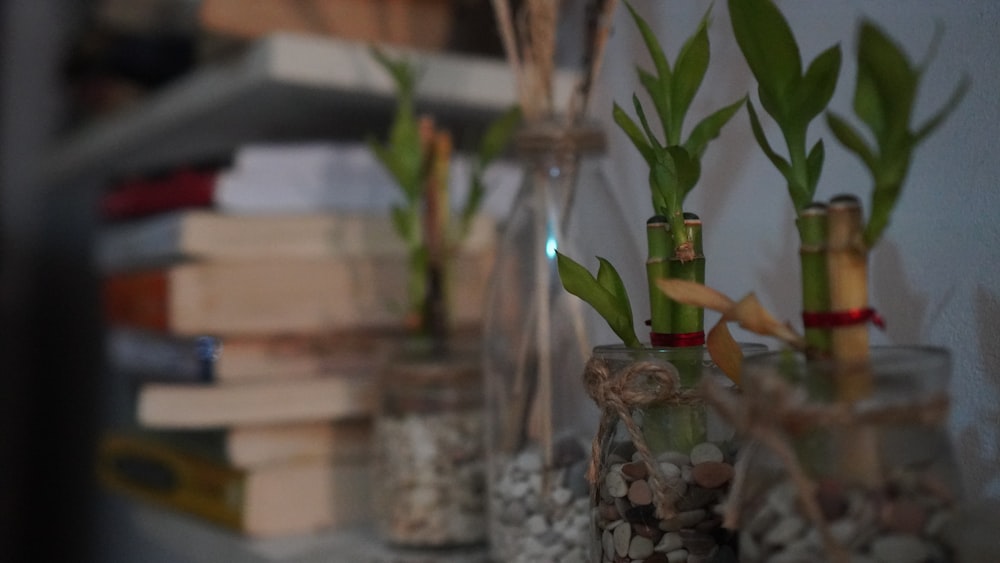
[422,126,452,352]
[798,202,831,359]
[643,216,708,458]
[826,194,880,487]
[646,215,672,336]
[668,214,706,362]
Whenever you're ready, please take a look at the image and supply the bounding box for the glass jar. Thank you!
[482,120,643,563]
[373,339,487,548]
[733,346,964,562]
[587,343,766,563]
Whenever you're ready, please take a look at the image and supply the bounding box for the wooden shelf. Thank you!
[40,32,579,185]
[98,492,489,563]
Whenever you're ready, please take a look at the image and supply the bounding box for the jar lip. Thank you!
[514,120,606,154]
[742,345,951,371]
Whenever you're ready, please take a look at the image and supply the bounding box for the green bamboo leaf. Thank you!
[624,0,672,87]
[684,95,746,159]
[633,94,663,151]
[805,139,826,194]
[650,156,680,219]
[556,252,640,347]
[914,75,970,142]
[671,8,713,144]
[477,105,522,165]
[855,22,918,147]
[371,46,417,97]
[459,174,486,238]
[613,102,656,165]
[665,146,701,201]
[596,257,636,332]
[390,204,418,245]
[793,45,842,123]
[638,68,670,138]
[825,112,877,172]
[369,137,419,198]
[865,172,910,247]
[728,0,802,116]
[746,101,796,196]
[650,156,691,250]
[757,83,787,123]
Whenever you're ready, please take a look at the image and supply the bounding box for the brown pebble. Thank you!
[599,501,621,522]
[622,460,649,481]
[628,479,653,505]
[643,553,669,563]
[881,498,928,534]
[691,461,734,489]
[631,522,663,542]
[815,477,848,520]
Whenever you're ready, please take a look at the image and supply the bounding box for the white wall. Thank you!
[583,0,1000,499]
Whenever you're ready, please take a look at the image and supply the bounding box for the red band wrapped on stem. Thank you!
[802,308,886,330]
[650,331,706,348]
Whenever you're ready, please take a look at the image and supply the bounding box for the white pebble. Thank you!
[525,514,548,535]
[605,470,629,497]
[602,530,615,560]
[689,442,724,465]
[657,450,691,467]
[655,531,684,552]
[628,535,655,559]
[515,450,543,472]
[613,520,632,556]
[551,487,573,507]
[658,461,682,479]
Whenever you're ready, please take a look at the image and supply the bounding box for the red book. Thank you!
[101,168,218,221]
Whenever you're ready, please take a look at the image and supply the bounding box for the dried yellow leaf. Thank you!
[656,279,735,313]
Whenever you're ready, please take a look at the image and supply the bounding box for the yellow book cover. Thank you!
[96,431,369,537]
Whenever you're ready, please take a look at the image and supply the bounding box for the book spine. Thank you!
[106,327,219,383]
[103,269,172,331]
[101,168,217,221]
[96,432,248,532]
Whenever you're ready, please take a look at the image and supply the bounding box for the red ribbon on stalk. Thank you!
[650,331,706,347]
[801,308,886,330]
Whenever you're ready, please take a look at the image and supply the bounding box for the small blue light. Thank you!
[546,235,558,258]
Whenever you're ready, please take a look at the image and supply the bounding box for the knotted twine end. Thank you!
[583,355,701,520]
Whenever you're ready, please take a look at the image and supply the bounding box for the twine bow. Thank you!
[583,355,703,519]
[700,372,949,563]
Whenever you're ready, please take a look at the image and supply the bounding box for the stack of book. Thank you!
[95,143,501,538]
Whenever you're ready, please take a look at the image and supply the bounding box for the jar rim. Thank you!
[741,345,950,371]
[514,120,606,154]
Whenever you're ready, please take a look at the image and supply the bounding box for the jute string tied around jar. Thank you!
[699,371,950,563]
[583,355,705,520]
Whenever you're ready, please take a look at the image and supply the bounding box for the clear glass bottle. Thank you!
[373,339,487,549]
[482,120,642,563]
[587,343,766,563]
[735,346,965,562]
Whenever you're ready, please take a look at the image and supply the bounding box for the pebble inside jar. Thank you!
[585,345,743,563]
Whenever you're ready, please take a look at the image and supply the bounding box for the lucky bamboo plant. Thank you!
[369,46,521,352]
[659,0,968,494]
[556,1,745,354]
[727,0,968,362]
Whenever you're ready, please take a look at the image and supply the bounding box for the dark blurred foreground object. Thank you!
[62,27,197,123]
